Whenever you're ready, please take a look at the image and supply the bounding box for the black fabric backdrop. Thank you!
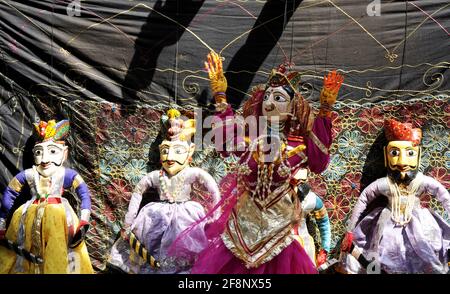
[0,0,449,271]
[1,0,449,182]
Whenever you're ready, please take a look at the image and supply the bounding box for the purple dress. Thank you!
[343,173,450,274]
[108,167,220,274]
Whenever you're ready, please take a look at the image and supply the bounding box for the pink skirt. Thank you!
[191,238,318,274]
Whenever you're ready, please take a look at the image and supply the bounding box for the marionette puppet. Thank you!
[293,182,331,270]
[108,109,221,274]
[170,51,343,274]
[0,120,93,274]
[341,119,450,274]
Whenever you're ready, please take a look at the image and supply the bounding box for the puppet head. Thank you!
[384,119,422,183]
[159,109,196,176]
[262,62,302,122]
[32,120,70,177]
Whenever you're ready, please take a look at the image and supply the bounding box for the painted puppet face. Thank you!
[385,140,420,181]
[159,140,194,176]
[262,86,292,122]
[33,140,68,177]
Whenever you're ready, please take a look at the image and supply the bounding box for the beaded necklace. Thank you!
[159,169,186,203]
[388,173,422,226]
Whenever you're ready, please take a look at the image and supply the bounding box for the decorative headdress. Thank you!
[33,120,70,143]
[266,61,302,95]
[384,119,422,146]
[160,109,196,142]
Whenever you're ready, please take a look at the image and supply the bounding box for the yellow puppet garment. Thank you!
[0,200,93,274]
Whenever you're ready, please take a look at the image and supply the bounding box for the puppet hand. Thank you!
[341,231,354,253]
[205,51,228,103]
[319,70,344,116]
[316,249,328,267]
[69,220,90,249]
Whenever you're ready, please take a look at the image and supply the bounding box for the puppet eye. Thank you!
[389,149,399,157]
[48,146,62,155]
[407,150,417,157]
[174,146,187,154]
[274,95,286,102]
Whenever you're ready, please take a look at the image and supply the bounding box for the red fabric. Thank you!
[75,220,90,235]
[341,232,354,253]
[33,197,62,204]
[384,119,422,146]
[78,220,89,228]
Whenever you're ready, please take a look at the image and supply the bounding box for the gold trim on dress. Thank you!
[221,189,301,268]
[308,131,329,155]
[8,177,23,192]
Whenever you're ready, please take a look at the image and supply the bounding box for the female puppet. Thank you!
[0,120,93,274]
[171,51,343,274]
[108,109,221,274]
[341,119,450,274]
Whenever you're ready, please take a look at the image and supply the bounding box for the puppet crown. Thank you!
[267,61,301,94]
[34,120,70,142]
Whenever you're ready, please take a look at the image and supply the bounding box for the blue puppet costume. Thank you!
[292,183,331,268]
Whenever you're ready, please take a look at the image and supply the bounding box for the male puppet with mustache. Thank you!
[341,119,450,274]
[0,120,93,273]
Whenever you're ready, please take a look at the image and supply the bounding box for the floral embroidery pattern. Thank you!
[422,125,447,152]
[337,130,365,159]
[324,195,351,222]
[124,159,147,185]
[356,107,384,134]
[429,167,449,190]
[103,139,130,165]
[340,172,362,200]
[322,154,347,182]
[122,115,148,144]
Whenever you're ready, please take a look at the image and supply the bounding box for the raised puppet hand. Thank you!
[319,70,344,117]
[205,51,228,105]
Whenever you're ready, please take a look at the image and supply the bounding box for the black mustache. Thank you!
[36,161,63,167]
[387,168,418,185]
[162,159,185,165]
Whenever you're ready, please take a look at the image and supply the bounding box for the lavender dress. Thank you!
[343,173,450,274]
[108,167,220,274]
